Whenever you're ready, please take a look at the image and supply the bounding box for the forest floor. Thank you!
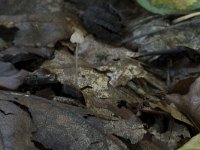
[0,0,200,149]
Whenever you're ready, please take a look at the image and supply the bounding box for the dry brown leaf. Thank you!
[149,102,193,126]
[0,90,129,150]
[104,115,147,144]
[42,36,165,116]
[166,77,200,130]
[78,35,136,66]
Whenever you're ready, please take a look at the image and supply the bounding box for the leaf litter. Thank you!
[0,0,200,149]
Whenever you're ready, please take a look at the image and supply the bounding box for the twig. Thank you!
[172,12,200,24]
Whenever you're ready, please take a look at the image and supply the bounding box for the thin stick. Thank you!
[173,12,200,24]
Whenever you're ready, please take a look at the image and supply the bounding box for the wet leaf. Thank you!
[0,98,36,150]
[0,61,28,90]
[0,90,147,149]
[0,0,84,61]
[11,14,71,47]
[0,46,54,63]
[80,5,124,45]
[0,38,7,49]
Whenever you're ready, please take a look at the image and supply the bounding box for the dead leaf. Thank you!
[80,6,124,45]
[172,77,197,94]
[0,99,36,150]
[149,122,190,149]
[104,115,147,144]
[42,33,167,118]
[166,77,200,130]
[0,46,54,63]
[0,90,147,149]
[149,102,193,126]
[0,61,28,90]
[128,16,200,53]
[78,35,136,66]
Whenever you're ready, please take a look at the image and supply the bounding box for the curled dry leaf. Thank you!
[149,102,193,127]
[166,77,200,130]
[0,61,28,90]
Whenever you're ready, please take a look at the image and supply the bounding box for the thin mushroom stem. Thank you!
[75,44,79,86]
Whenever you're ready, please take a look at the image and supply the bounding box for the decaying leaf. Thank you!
[0,38,7,49]
[78,35,165,90]
[0,0,198,149]
[0,99,36,150]
[166,77,200,130]
[149,102,193,126]
[78,35,137,65]
[103,59,165,90]
[0,61,28,90]
[104,115,147,144]
[127,16,200,54]
[171,76,197,95]
[42,36,165,117]
[0,46,54,63]
[80,5,125,45]
[0,0,84,66]
[0,90,147,149]
[0,14,72,47]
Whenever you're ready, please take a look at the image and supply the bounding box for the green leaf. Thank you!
[136,0,200,15]
[178,133,200,150]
